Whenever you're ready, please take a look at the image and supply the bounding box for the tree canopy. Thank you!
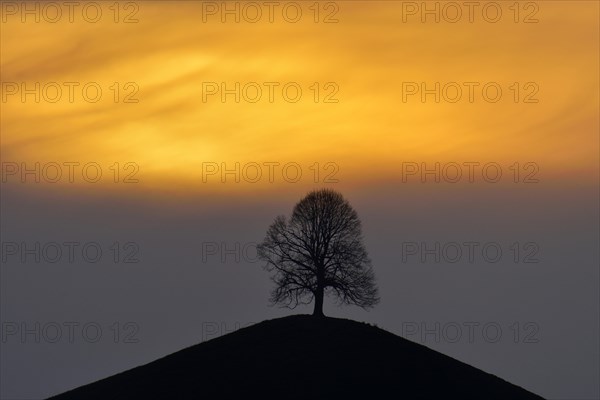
[257,189,379,317]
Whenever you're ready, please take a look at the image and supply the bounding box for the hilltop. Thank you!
[51,315,544,399]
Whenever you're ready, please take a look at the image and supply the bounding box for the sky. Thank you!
[1,1,599,399]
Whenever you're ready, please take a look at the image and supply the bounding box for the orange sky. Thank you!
[1,1,598,193]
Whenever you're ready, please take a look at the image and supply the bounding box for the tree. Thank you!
[257,188,379,317]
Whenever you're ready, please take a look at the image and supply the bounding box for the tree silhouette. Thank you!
[257,188,379,317]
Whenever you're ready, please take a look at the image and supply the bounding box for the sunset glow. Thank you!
[2,1,598,193]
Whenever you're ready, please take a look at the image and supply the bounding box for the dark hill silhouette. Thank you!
[50,315,544,399]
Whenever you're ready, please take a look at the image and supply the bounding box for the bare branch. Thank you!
[257,189,380,315]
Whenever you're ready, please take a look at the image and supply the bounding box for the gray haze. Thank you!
[1,180,598,400]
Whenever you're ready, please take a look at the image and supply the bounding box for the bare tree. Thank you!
[257,189,379,317]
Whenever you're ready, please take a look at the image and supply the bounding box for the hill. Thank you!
[51,315,544,399]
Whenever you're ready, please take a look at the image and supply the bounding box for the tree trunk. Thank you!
[313,285,324,317]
